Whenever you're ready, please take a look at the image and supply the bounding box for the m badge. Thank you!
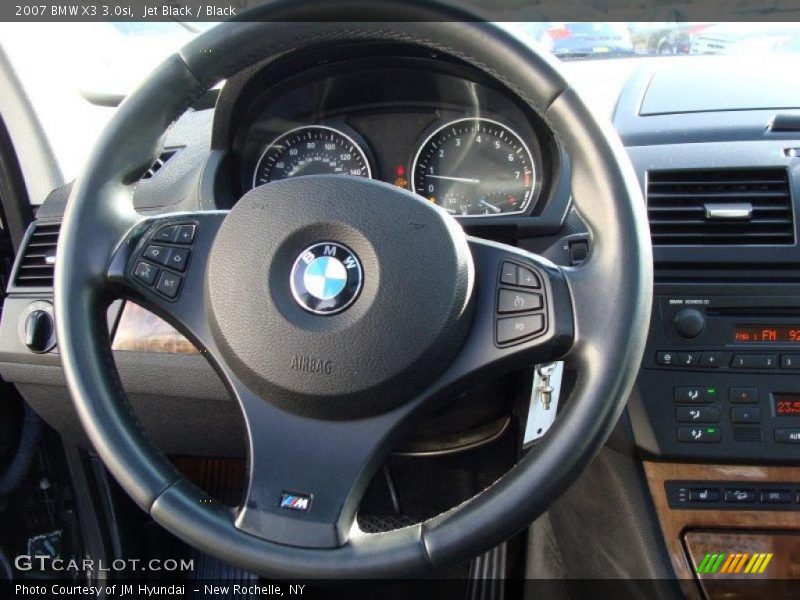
[280,492,312,512]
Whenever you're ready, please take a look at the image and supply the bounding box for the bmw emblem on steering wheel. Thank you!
[290,242,363,315]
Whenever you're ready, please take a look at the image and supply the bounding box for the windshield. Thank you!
[1,21,799,182]
[509,21,800,59]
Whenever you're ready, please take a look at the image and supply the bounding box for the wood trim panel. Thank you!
[643,462,800,598]
[112,301,199,354]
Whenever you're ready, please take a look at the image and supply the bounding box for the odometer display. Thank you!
[253,125,371,188]
[412,118,536,216]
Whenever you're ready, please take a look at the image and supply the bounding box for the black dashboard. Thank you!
[4,47,800,469]
[212,45,566,224]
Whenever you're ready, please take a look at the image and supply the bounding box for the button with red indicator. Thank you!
[730,387,758,404]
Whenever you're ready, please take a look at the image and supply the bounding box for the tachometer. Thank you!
[412,118,535,216]
[253,125,371,187]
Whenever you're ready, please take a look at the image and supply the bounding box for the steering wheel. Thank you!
[54,0,652,578]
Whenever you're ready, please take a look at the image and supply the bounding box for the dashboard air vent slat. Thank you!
[14,222,60,288]
[647,168,794,246]
[141,149,178,180]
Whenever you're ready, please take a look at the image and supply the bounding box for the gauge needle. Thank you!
[427,174,482,185]
[478,199,502,213]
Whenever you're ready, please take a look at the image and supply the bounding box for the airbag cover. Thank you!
[206,176,474,419]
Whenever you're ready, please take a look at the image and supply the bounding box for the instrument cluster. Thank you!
[233,55,559,218]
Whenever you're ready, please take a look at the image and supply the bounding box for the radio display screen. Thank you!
[733,326,800,343]
[774,394,800,417]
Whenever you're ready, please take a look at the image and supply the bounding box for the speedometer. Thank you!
[412,118,535,216]
[252,125,371,188]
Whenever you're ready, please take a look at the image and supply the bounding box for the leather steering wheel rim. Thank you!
[54,0,652,578]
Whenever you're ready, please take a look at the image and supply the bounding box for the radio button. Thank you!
[730,354,777,369]
[656,351,678,366]
[676,406,720,423]
[730,387,758,404]
[678,351,700,367]
[675,386,717,403]
[731,407,761,424]
[673,309,706,339]
[774,429,800,443]
[781,355,800,369]
[699,351,724,368]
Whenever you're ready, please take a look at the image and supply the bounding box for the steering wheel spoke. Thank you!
[231,377,407,549]
[108,209,413,549]
[107,211,227,350]
[426,237,573,399]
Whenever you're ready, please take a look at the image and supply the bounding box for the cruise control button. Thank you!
[730,354,777,369]
[678,352,700,367]
[153,225,180,243]
[517,266,540,289]
[143,245,171,266]
[699,352,724,368]
[656,351,678,366]
[155,271,182,299]
[497,289,542,314]
[133,261,158,285]
[760,489,791,504]
[724,489,755,503]
[496,314,544,344]
[774,428,800,443]
[674,386,717,403]
[677,426,720,442]
[731,407,761,424]
[165,248,190,272]
[500,262,517,285]
[176,224,196,244]
[688,487,719,502]
[730,387,758,404]
[676,406,720,423]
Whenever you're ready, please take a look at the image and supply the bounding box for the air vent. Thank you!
[14,222,60,288]
[141,149,178,180]
[647,168,794,245]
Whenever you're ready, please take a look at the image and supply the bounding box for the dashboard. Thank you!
[224,48,560,218]
[4,40,800,586]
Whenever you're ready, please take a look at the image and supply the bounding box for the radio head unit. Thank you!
[633,294,800,462]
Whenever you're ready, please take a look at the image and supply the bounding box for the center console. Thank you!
[633,290,800,463]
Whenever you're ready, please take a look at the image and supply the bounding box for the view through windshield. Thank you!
[510,21,800,58]
[1,20,798,181]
